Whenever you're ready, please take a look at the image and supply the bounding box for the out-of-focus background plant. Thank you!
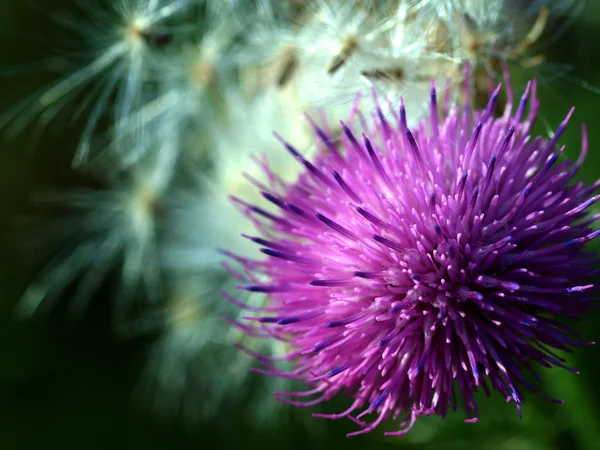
[1,1,600,449]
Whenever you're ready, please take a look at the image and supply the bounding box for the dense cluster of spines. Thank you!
[228,74,598,435]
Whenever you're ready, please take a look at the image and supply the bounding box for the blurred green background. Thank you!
[1,1,600,449]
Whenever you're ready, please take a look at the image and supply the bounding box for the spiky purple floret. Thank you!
[226,73,599,436]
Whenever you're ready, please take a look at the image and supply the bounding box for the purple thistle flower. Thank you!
[225,72,599,436]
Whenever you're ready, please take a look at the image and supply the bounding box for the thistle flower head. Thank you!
[227,72,599,436]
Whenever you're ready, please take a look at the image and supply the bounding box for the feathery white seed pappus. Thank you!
[142,13,241,155]
[161,86,315,271]
[414,0,580,79]
[133,272,238,423]
[0,0,195,166]
[17,140,178,323]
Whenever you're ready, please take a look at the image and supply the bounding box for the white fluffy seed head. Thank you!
[17,138,179,322]
[1,0,195,166]
[133,275,230,421]
[415,0,579,76]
